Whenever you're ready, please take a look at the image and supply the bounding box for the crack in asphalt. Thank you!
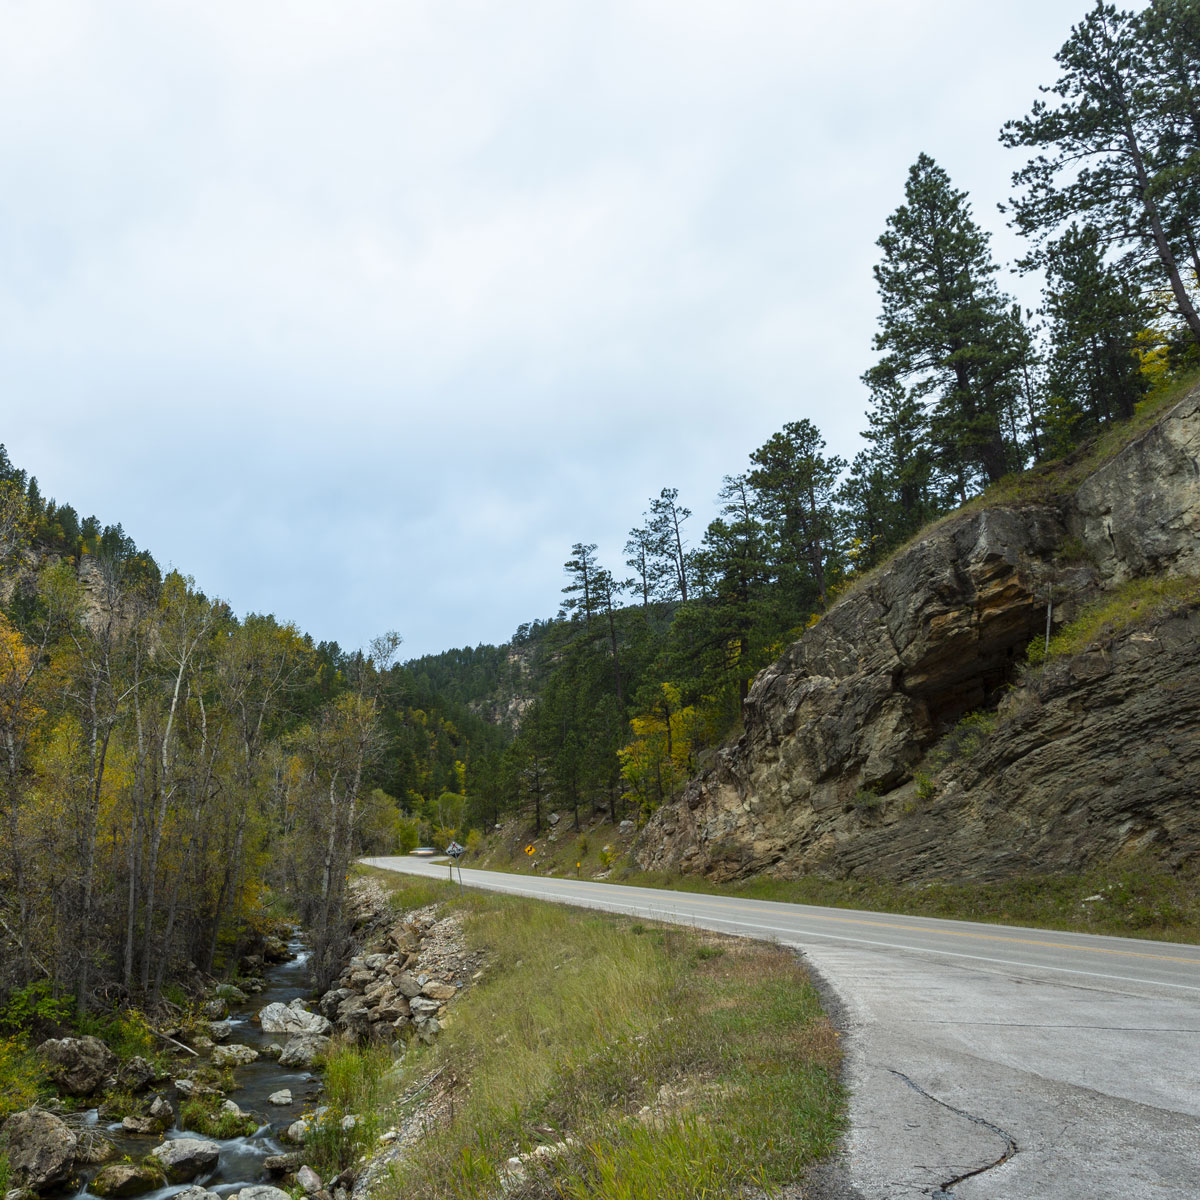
[887,1068,1018,1197]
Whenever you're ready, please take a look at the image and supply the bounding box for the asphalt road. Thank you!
[362,856,1200,1199]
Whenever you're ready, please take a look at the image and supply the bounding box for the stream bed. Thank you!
[68,940,324,1200]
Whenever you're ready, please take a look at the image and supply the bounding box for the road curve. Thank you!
[362,856,1200,1199]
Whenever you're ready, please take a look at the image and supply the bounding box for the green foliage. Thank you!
[929,711,999,767]
[914,772,936,801]
[301,1043,392,1178]
[851,787,883,812]
[0,1035,45,1118]
[0,981,73,1034]
[179,1096,258,1139]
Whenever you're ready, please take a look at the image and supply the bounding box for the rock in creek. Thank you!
[258,999,332,1036]
[267,1089,293,1106]
[295,1166,323,1195]
[148,1137,220,1183]
[278,1034,331,1068]
[212,1043,258,1067]
[90,1164,164,1198]
[36,1036,117,1096]
[0,1108,78,1191]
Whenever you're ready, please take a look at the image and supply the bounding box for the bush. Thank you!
[0,981,73,1035]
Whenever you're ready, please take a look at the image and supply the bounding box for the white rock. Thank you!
[267,1090,293,1106]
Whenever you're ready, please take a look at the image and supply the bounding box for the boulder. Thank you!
[74,1130,117,1165]
[174,1189,222,1200]
[408,996,441,1018]
[258,999,332,1037]
[261,936,291,962]
[0,1109,78,1191]
[262,1153,302,1174]
[266,1090,293,1106]
[296,1166,322,1195]
[90,1164,164,1198]
[390,972,421,999]
[421,981,456,1001]
[207,1020,234,1042]
[278,1034,331,1068]
[318,989,352,1020]
[214,983,248,1004]
[233,1188,291,1200]
[211,1043,258,1067]
[375,998,410,1023]
[36,1036,116,1096]
[116,1056,156,1092]
[148,1137,220,1183]
[120,1116,163,1137]
[202,1000,229,1020]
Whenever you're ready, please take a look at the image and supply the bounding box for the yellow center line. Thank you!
[618,889,1200,967]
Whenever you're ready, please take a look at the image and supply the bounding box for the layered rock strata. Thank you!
[638,387,1200,883]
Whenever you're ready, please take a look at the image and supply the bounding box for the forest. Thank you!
[1,0,1197,1017]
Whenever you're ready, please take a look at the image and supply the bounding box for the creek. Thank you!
[68,938,323,1200]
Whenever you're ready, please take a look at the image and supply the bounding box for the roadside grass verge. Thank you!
[353,868,843,1200]
[463,821,1200,944]
[616,858,1200,944]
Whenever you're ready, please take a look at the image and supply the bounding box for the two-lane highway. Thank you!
[363,857,1200,1198]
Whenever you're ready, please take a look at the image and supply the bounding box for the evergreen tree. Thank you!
[1043,223,1152,431]
[748,419,846,609]
[869,154,1023,488]
[1001,1,1200,342]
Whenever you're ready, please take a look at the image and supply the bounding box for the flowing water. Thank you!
[68,939,324,1199]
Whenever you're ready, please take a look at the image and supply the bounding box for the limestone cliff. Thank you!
[637,386,1200,883]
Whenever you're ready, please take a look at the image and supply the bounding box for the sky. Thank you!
[1,0,1101,659]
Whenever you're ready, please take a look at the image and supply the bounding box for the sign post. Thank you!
[445,840,465,889]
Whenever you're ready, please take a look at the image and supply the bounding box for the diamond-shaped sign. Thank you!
[445,841,465,857]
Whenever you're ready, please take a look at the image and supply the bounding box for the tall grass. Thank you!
[356,876,843,1200]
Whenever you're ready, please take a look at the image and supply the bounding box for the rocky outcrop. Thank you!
[639,387,1200,883]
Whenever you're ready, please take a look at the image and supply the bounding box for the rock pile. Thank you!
[316,904,480,1049]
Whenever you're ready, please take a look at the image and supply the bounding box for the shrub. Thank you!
[852,787,884,812]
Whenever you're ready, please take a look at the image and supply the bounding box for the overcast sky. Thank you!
[2,0,1102,658]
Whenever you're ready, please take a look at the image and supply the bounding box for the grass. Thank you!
[178,1095,258,1139]
[301,1042,394,1178]
[617,857,1200,943]
[1027,573,1200,665]
[346,869,842,1200]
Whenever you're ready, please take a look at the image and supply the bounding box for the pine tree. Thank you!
[869,154,1022,488]
[1001,1,1200,342]
[1043,223,1152,430]
[748,420,845,609]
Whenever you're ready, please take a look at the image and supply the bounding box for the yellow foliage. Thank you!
[618,683,700,815]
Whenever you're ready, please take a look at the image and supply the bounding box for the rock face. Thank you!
[0,1109,78,1191]
[37,1036,118,1096]
[638,387,1200,884]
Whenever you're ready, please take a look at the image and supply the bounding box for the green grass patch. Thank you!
[359,871,843,1200]
[300,1041,394,1178]
[178,1096,258,1139]
[1027,574,1200,665]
